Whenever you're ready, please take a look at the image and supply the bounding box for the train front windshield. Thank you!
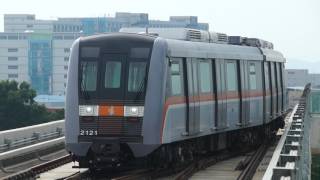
[79,47,150,103]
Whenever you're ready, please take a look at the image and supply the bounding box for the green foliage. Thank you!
[0,80,64,131]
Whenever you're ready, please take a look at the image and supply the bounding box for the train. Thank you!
[65,28,287,170]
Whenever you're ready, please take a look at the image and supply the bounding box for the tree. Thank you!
[0,80,64,131]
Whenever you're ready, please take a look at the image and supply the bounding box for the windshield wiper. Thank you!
[80,62,90,100]
[134,65,148,102]
[134,78,146,101]
[81,80,90,100]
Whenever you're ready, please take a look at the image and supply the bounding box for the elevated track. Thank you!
[0,85,312,180]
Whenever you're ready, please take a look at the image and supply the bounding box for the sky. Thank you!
[1,0,320,71]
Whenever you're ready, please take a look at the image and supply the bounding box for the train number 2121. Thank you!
[80,129,98,136]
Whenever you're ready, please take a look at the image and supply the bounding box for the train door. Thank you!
[168,58,187,138]
[225,60,240,128]
[240,60,249,126]
[281,63,286,111]
[98,54,126,135]
[274,63,279,115]
[248,61,257,124]
[186,58,200,135]
[198,59,215,132]
[248,61,263,125]
[276,63,283,114]
[270,62,277,119]
[215,59,227,129]
[263,62,271,123]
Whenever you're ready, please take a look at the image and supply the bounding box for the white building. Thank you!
[51,33,80,95]
[0,33,29,83]
[0,13,209,95]
[4,14,53,33]
[0,32,78,95]
[285,69,320,88]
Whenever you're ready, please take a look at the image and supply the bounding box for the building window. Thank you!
[8,74,18,78]
[8,57,18,61]
[64,83,67,88]
[64,48,70,53]
[27,15,34,20]
[64,36,74,40]
[0,36,7,40]
[53,35,63,40]
[64,57,69,62]
[8,48,18,52]
[20,35,27,40]
[64,74,67,79]
[8,65,18,69]
[26,24,33,28]
[64,66,68,70]
[8,36,18,40]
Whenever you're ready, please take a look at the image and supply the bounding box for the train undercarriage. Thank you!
[74,116,285,171]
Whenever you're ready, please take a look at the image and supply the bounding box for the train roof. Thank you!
[78,32,285,63]
[164,38,285,62]
[79,32,156,44]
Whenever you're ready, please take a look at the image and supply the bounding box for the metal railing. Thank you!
[0,120,65,153]
[263,84,311,180]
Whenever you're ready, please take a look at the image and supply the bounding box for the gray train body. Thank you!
[65,32,286,168]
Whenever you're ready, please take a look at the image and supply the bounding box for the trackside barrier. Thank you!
[263,84,311,180]
[0,120,65,152]
[0,137,65,173]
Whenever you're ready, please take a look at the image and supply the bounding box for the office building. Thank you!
[0,13,209,95]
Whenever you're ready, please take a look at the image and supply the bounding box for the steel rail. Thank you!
[237,142,269,180]
[2,154,71,180]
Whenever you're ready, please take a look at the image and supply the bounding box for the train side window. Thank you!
[249,63,257,90]
[170,61,182,95]
[226,62,237,91]
[199,60,212,93]
[105,61,121,88]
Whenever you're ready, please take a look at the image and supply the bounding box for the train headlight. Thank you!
[79,105,99,116]
[131,107,138,113]
[124,106,144,117]
[86,107,93,113]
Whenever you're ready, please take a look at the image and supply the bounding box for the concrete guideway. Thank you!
[190,84,312,180]
[263,84,311,180]
[0,137,66,174]
[37,162,87,180]
[0,149,68,178]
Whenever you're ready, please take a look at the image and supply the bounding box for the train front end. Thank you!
[65,33,159,169]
